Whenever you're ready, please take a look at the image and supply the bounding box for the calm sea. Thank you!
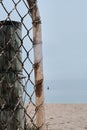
[44,80,87,103]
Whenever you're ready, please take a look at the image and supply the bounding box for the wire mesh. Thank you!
[0,0,42,130]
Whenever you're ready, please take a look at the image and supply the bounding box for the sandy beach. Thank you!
[45,104,87,130]
[25,104,87,130]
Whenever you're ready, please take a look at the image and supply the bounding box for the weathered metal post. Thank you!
[27,0,45,130]
[0,21,24,130]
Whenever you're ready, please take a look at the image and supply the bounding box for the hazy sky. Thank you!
[38,0,87,81]
[1,0,87,81]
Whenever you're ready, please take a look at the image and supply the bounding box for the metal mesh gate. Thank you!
[0,0,45,130]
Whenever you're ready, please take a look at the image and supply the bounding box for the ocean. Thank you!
[44,80,87,103]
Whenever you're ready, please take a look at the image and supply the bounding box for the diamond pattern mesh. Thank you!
[0,0,41,129]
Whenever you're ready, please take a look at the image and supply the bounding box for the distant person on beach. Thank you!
[47,86,49,90]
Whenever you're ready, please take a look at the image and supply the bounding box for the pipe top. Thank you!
[0,20,21,29]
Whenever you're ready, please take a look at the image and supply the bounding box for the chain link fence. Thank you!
[0,0,45,130]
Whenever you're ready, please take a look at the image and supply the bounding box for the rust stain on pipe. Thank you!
[33,62,39,70]
[35,79,43,97]
[34,62,43,97]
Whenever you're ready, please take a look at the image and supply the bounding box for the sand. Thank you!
[45,104,87,130]
[25,104,87,130]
